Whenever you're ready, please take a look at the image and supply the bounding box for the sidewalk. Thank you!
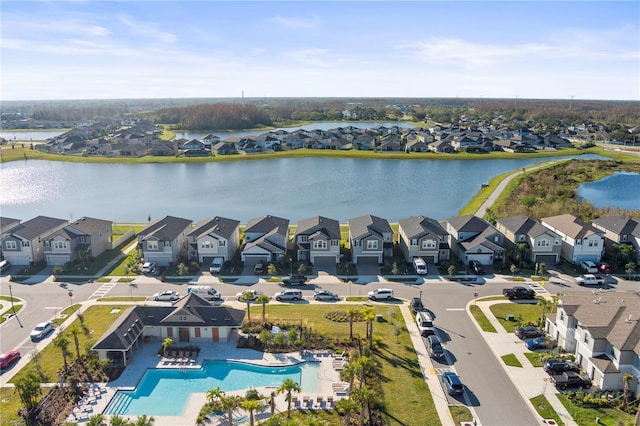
[469,300,577,426]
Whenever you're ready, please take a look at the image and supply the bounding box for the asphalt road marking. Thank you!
[90,282,117,299]
[445,308,466,311]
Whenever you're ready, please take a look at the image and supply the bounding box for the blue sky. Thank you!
[1,1,638,101]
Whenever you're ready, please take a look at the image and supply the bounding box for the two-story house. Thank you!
[546,291,640,393]
[446,215,505,266]
[592,216,640,260]
[187,216,240,264]
[42,217,113,266]
[137,216,193,266]
[496,215,562,264]
[541,214,605,264]
[0,217,21,240]
[397,216,449,264]
[1,216,68,265]
[241,215,289,267]
[295,216,341,265]
[348,215,393,265]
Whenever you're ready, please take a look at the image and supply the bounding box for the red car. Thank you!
[0,350,20,369]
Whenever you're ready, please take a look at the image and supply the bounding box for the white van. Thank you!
[0,260,11,274]
[209,257,224,274]
[187,285,221,301]
[416,311,435,336]
[413,257,427,275]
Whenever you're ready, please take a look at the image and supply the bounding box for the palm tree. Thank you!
[268,390,277,416]
[87,414,106,426]
[623,373,634,412]
[361,306,375,346]
[134,415,155,426]
[335,398,359,426]
[70,327,81,361]
[340,362,359,390]
[241,398,263,426]
[539,297,553,327]
[346,307,358,340]
[109,415,132,426]
[161,337,174,353]
[220,394,243,426]
[276,378,301,418]
[206,386,223,405]
[241,290,255,321]
[351,385,378,426]
[256,294,270,323]
[354,355,375,388]
[53,332,71,373]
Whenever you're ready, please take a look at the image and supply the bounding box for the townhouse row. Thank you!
[2,212,639,270]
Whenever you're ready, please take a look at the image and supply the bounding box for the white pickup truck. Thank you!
[576,274,605,286]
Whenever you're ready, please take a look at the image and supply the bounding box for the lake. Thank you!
[0,155,608,224]
[577,172,640,210]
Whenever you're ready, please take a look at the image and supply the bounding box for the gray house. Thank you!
[348,215,393,265]
[241,215,289,267]
[42,217,113,266]
[188,216,240,264]
[1,216,67,265]
[592,216,640,260]
[398,216,449,264]
[138,216,193,266]
[295,216,341,265]
[446,215,505,266]
[496,215,562,264]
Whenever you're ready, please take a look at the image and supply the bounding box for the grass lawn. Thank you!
[469,305,496,333]
[0,296,23,324]
[530,394,565,426]
[0,387,24,426]
[97,296,147,302]
[449,405,473,424]
[11,305,128,384]
[489,302,543,333]
[52,304,81,326]
[501,353,523,368]
[523,352,549,368]
[251,304,440,426]
[557,394,635,426]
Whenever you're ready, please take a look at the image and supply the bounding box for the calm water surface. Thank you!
[0,155,608,223]
[577,172,640,210]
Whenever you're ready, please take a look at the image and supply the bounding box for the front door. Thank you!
[178,328,190,342]
[212,327,219,342]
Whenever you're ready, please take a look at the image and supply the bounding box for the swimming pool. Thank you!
[104,360,319,416]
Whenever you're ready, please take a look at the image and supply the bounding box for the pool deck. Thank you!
[72,334,346,425]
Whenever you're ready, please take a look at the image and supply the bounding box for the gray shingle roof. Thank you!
[296,216,340,240]
[348,215,392,240]
[140,215,192,241]
[245,215,289,236]
[189,216,240,240]
[12,216,67,240]
[592,216,637,235]
[447,215,490,234]
[398,216,447,240]
[541,214,602,239]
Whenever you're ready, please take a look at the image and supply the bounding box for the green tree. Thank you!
[361,306,375,346]
[70,327,82,361]
[87,414,106,426]
[354,356,375,388]
[256,294,270,323]
[134,415,155,426]
[391,261,399,275]
[267,263,277,276]
[14,371,42,415]
[109,415,132,426]
[297,263,307,275]
[625,261,637,276]
[53,332,71,374]
[241,291,255,321]
[220,394,243,426]
[623,373,634,412]
[259,329,272,347]
[340,361,359,390]
[177,262,189,276]
[346,307,358,341]
[538,262,547,275]
[447,265,457,276]
[206,386,223,405]
[350,385,378,426]
[335,398,359,426]
[276,378,301,418]
[510,263,518,276]
[162,337,174,353]
[241,398,263,426]
[539,298,553,327]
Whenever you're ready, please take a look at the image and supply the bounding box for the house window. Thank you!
[421,240,436,249]
[54,241,67,249]
[331,240,339,246]
[622,235,627,241]
[411,239,417,246]
[366,240,379,250]
[588,240,595,247]
[164,241,171,247]
[609,344,617,360]
[560,312,565,321]
[518,235,525,241]
[537,240,550,247]
[219,240,226,246]
[22,241,30,247]
[576,240,582,245]
[554,239,560,245]
[384,234,391,241]
[79,236,87,243]
[583,333,589,344]
[201,241,212,249]
[312,240,327,249]
[179,316,187,321]
[5,241,17,250]
[494,236,500,243]
[45,241,51,247]
[147,241,158,250]
[299,235,308,243]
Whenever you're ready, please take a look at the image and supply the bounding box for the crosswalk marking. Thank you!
[90,282,117,299]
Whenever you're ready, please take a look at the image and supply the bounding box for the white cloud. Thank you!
[118,15,178,44]
[268,15,318,29]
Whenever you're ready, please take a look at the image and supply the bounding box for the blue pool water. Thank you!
[105,360,319,416]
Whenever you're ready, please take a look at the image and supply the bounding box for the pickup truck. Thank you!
[503,286,536,300]
[282,274,307,286]
[550,371,592,390]
[576,274,605,286]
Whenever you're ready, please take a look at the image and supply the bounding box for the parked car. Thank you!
[550,371,592,390]
[0,350,20,369]
[543,359,580,375]
[367,288,394,300]
[579,260,598,273]
[0,259,11,274]
[469,260,485,275]
[576,274,605,286]
[426,335,445,360]
[30,321,53,341]
[254,262,265,275]
[416,311,435,336]
[274,289,302,302]
[442,372,464,396]
[283,274,307,286]
[141,262,156,274]
[596,262,611,274]
[525,336,553,351]
[503,286,536,300]
[152,290,180,301]
[515,325,544,339]
[236,289,263,301]
[410,297,425,314]
[313,290,339,301]
[209,257,224,274]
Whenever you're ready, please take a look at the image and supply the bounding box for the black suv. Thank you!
[410,297,425,313]
[469,260,485,275]
[283,274,307,286]
[543,359,580,375]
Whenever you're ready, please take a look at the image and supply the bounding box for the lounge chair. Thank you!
[291,396,299,409]
[302,396,310,409]
[169,351,177,362]
[326,396,334,409]
[177,351,185,363]
[315,396,324,409]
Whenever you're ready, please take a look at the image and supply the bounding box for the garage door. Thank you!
[202,256,215,264]
[46,255,70,266]
[356,256,380,265]
[534,254,558,264]
[312,255,337,266]
[243,255,268,268]
[423,256,435,264]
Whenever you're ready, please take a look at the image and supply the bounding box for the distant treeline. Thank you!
[152,103,273,130]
